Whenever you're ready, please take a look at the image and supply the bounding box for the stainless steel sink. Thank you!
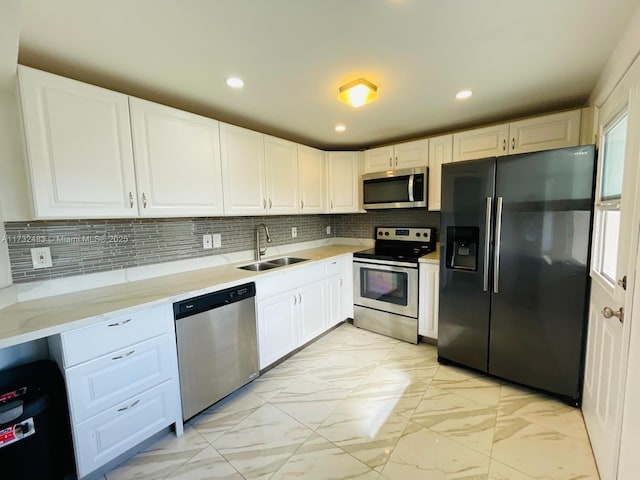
[237,257,309,272]
[267,257,308,266]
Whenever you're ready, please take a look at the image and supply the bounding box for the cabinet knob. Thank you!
[112,350,135,360]
[107,318,131,327]
[331,200,334,209]
[389,158,392,167]
[395,156,398,167]
[263,198,267,209]
[511,138,515,150]
[142,192,147,208]
[301,200,304,209]
[117,399,140,412]
[269,198,272,209]
[129,192,134,208]
[502,139,506,151]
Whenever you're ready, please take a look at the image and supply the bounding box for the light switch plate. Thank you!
[291,227,298,238]
[212,233,222,248]
[203,234,213,249]
[326,225,331,235]
[31,247,52,269]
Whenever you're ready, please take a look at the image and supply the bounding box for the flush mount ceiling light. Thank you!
[226,77,244,88]
[338,78,378,108]
[456,89,473,99]
[335,124,346,132]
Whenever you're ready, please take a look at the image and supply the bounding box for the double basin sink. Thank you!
[238,256,309,272]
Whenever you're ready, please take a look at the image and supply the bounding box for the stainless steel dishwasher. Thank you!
[173,282,258,421]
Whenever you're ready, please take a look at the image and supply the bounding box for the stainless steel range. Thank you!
[353,226,436,343]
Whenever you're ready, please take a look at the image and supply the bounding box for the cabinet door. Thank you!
[129,98,224,217]
[452,123,509,162]
[220,123,267,215]
[18,66,138,218]
[325,275,342,328]
[298,282,326,345]
[327,151,360,213]
[257,290,297,369]
[418,263,439,339]
[509,109,581,155]
[428,134,453,211]
[395,139,429,169]
[264,135,299,214]
[363,145,394,173]
[298,145,326,213]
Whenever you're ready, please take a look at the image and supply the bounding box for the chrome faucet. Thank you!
[255,223,272,261]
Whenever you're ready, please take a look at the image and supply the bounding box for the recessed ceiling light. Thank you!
[335,124,346,132]
[456,89,473,100]
[226,77,244,88]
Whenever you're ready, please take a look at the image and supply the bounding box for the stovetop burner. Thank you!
[354,226,436,264]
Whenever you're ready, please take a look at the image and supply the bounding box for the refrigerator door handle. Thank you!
[484,196,492,292]
[493,197,504,294]
[408,174,415,202]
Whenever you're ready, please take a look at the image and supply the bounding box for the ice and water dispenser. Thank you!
[446,226,479,271]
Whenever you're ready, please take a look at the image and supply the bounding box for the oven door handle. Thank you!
[408,174,415,202]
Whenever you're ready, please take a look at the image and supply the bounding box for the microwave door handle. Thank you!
[408,174,415,202]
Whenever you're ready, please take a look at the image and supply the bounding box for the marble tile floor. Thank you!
[103,324,600,480]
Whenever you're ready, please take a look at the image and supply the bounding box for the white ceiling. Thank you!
[17,0,639,150]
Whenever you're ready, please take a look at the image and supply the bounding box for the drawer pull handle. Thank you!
[107,319,131,327]
[117,399,140,412]
[112,350,135,360]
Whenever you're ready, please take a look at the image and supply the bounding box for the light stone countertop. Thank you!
[419,244,440,264]
[0,244,364,349]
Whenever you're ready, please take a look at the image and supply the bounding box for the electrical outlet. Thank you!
[31,247,52,269]
[326,225,331,235]
[212,233,222,248]
[291,227,298,238]
[203,234,213,249]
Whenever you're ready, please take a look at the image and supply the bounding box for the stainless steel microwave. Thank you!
[362,167,428,209]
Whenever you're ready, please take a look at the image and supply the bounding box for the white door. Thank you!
[220,123,267,215]
[452,123,509,162]
[298,282,326,345]
[427,134,453,211]
[327,151,360,213]
[298,145,326,213]
[363,145,394,173]
[395,139,429,169]
[257,290,298,369]
[129,98,224,217]
[582,83,639,480]
[508,109,581,155]
[264,135,299,214]
[18,65,138,218]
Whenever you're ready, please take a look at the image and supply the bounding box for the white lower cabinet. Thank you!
[257,289,299,369]
[256,255,353,369]
[418,262,439,339]
[48,304,182,478]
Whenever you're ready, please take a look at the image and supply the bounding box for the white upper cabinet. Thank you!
[264,135,299,214]
[453,123,510,162]
[298,145,326,214]
[428,134,453,211]
[18,66,138,218]
[363,145,394,173]
[129,98,224,217]
[220,123,267,215]
[508,109,581,155]
[452,109,582,162]
[363,139,428,173]
[327,151,360,213]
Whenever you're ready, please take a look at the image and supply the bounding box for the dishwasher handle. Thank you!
[173,282,256,319]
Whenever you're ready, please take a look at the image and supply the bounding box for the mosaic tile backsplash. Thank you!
[4,209,439,283]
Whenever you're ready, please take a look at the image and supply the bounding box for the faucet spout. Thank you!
[255,223,272,261]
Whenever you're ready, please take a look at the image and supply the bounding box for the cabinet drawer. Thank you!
[325,256,345,277]
[66,334,174,424]
[61,305,171,366]
[73,380,178,478]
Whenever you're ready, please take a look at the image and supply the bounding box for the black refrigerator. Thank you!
[438,145,595,405]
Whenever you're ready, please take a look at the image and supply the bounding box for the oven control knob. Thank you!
[384,232,389,236]
[378,231,383,236]
[416,233,421,237]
